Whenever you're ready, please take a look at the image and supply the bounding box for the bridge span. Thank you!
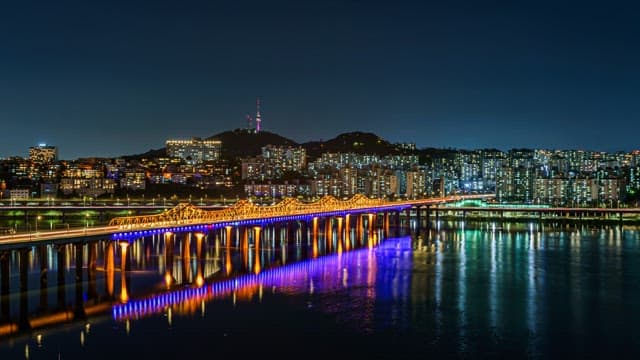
[0,194,493,246]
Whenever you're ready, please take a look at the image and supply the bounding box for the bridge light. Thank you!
[165,273,173,289]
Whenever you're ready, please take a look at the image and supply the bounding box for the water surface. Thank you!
[1,221,639,359]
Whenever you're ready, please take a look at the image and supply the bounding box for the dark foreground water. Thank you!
[1,221,640,359]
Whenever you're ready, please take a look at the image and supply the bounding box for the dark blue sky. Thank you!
[1,0,638,159]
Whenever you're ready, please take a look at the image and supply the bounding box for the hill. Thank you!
[302,132,409,159]
[122,147,166,160]
[123,129,420,161]
[207,129,298,159]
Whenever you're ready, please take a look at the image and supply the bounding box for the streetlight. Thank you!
[36,215,42,233]
[85,213,90,228]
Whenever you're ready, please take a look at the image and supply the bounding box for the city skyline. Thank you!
[2,2,640,357]
[3,128,640,161]
[1,1,639,159]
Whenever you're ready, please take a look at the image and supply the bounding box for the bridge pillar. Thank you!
[225,230,233,276]
[225,226,233,247]
[88,242,98,300]
[253,226,262,246]
[287,222,296,243]
[19,248,31,330]
[56,244,66,310]
[74,243,86,319]
[336,217,345,252]
[253,226,262,274]
[105,242,115,298]
[182,234,192,284]
[164,232,175,289]
[1,252,10,321]
[383,212,390,237]
[416,206,421,228]
[195,233,205,287]
[119,242,130,304]
[367,213,376,243]
[298,220,307,244]
[312,217,319,259]
[38,245,48,312]
[240,227,249,271]
[426,206,431,229]
[326,217,334,251]
[355,215,363,244]
[272,222,280,244]
[344,214,351,241]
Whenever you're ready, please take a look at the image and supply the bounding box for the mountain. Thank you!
[207,129,298,159]
[302,132,410,159]
[123,129,416,161]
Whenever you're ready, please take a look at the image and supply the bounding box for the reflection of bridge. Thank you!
[0,242,116,337]
[112,243,381,322]
[0,203,393,339]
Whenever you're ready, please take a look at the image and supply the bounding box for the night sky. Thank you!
[1,0,639,159]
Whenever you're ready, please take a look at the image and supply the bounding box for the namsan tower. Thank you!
[255,97,262,133]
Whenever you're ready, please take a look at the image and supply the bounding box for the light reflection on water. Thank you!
[0,222,639,358]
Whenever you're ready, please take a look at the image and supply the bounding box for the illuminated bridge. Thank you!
[107,194,494,239]
[0,194,494,245]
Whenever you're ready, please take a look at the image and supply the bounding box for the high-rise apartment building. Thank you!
[497,166,536,203]
[406,170,426,198]
[29,144,58,164]
[261,145,307,172]
[166,138,221,164]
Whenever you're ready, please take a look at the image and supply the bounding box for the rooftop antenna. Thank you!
[246,113,253,131]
